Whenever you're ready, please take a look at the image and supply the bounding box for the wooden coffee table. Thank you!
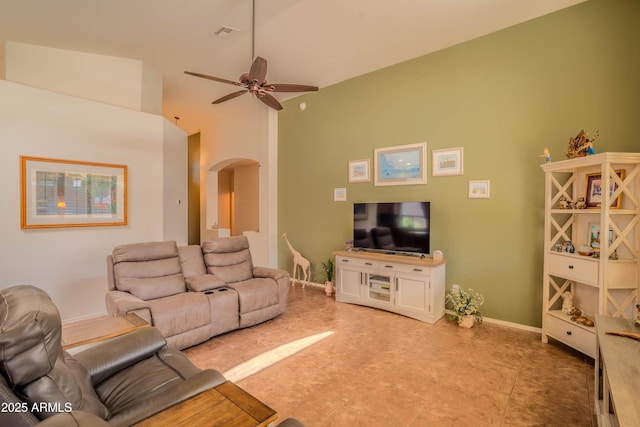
[133,381,277,427]
[61,313,148,349]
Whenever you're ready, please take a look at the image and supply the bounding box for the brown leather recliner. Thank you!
[0,285,226,426]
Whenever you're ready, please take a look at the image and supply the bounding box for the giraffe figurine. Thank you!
[282,233,311,287]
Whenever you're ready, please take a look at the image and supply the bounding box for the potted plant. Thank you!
[446,287,484,328]
[320,258,335,296]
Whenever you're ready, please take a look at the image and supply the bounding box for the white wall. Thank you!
[0,80,186,321]
[200,96,278,267]
[4,41,162,114]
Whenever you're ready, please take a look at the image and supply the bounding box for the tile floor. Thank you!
[184,285,596,426]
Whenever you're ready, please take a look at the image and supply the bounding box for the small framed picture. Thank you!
[334,188,347,202]
[432,147,464,176]
[348,159,370,183]
[468,180,490,198]
[588,223,613,250]
[585,170,625,208]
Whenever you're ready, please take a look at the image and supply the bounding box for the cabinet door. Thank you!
[337,264,363,298]
[396,273,429,313]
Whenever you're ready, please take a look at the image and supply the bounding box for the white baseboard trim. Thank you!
[445,310,541,334]
[62,311,108,325]
[291,280,325,289]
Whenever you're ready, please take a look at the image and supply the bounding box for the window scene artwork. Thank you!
[21,156,127,228]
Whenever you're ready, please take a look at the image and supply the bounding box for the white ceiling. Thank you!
[0,0,585,134]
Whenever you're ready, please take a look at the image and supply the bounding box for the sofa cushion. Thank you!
[228,278,279,314]
[19,351,110,420]
[177,245,207,278]
[112,241,178,263]
[114,258,185,301]
[0,285,61,386]
[202,237,254,284]
[185,274,226,292]
[147,293,210,337]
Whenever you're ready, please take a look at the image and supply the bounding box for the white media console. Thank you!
[334,250,446,323]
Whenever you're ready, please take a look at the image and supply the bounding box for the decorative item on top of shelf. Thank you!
[345,240,354,252]
[568,307,594,327]
[538,147,552,163]
[320,258,335,296]
[282,233,311,288]
[433,250,444,262]
[563,241,575,254]
[574,197,587,209]
[556,196,572,209]
[446,287,484,328]
[566,129,599,159]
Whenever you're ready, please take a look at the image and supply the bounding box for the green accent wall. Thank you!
[278,0,639,327]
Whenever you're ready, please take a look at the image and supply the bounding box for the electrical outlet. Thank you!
[452,284,460,292]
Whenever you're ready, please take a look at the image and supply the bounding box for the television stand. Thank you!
[334,251,446,323]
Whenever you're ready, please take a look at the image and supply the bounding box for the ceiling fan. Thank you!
[184,0,318,111]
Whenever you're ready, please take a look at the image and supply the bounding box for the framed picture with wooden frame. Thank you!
[20,156,127,229]
[585,170,625,208]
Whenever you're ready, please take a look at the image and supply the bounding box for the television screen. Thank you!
[353,202,430,255]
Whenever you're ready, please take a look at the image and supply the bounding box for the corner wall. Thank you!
[278,0,640,326]
[0,80,186,321]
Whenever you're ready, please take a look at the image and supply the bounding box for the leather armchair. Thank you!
[0,285,226,427]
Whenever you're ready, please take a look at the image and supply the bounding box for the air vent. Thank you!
[214,26,238,37]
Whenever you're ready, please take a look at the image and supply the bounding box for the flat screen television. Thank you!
[353,201,430,255]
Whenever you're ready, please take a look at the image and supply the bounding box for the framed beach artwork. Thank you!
[432,147,464,176]
[348,159,370,183]
[334,187,347,202]
[374,142,427,186]
[20,156,127,229]
[468,180,490,199]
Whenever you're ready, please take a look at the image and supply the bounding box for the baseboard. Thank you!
[62,311,108,325]
[444,310,542,334]
[291,280,325,289]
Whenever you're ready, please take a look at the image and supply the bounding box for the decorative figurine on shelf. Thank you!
[566,129,599,159]
[282,233,311,288]
[345,240,354,252]
[538,148,552,163]
[561,291,574,314]
[574,197,587,209]
[569,307,594,327]
[635,304,640,327]
[557,196,572,209]
[563,241,575,253]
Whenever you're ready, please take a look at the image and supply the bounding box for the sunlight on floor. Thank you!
[223,331,335,382]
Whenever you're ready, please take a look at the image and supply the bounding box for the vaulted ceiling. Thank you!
[0,0,585,134]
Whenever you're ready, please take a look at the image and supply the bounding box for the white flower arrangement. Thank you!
[446,287,485,325]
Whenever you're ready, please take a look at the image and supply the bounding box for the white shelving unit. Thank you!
[334,250,446,324]
[540,152,640,358]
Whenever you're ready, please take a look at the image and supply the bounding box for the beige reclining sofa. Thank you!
[106,236,289,349]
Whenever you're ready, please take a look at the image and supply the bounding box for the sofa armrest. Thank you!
[73,327,167,385]
[186,274,226,292]
[105,371,226,427]
[105,290,150,317]
[253,266,289,281]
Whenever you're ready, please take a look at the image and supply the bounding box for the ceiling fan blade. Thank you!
[257,92,283,110]
[212,90,248,104]
[267,83,319,93]
[184,71,244,87]
[248,56,268,83]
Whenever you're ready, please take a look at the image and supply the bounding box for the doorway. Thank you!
[217,160,259,236]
